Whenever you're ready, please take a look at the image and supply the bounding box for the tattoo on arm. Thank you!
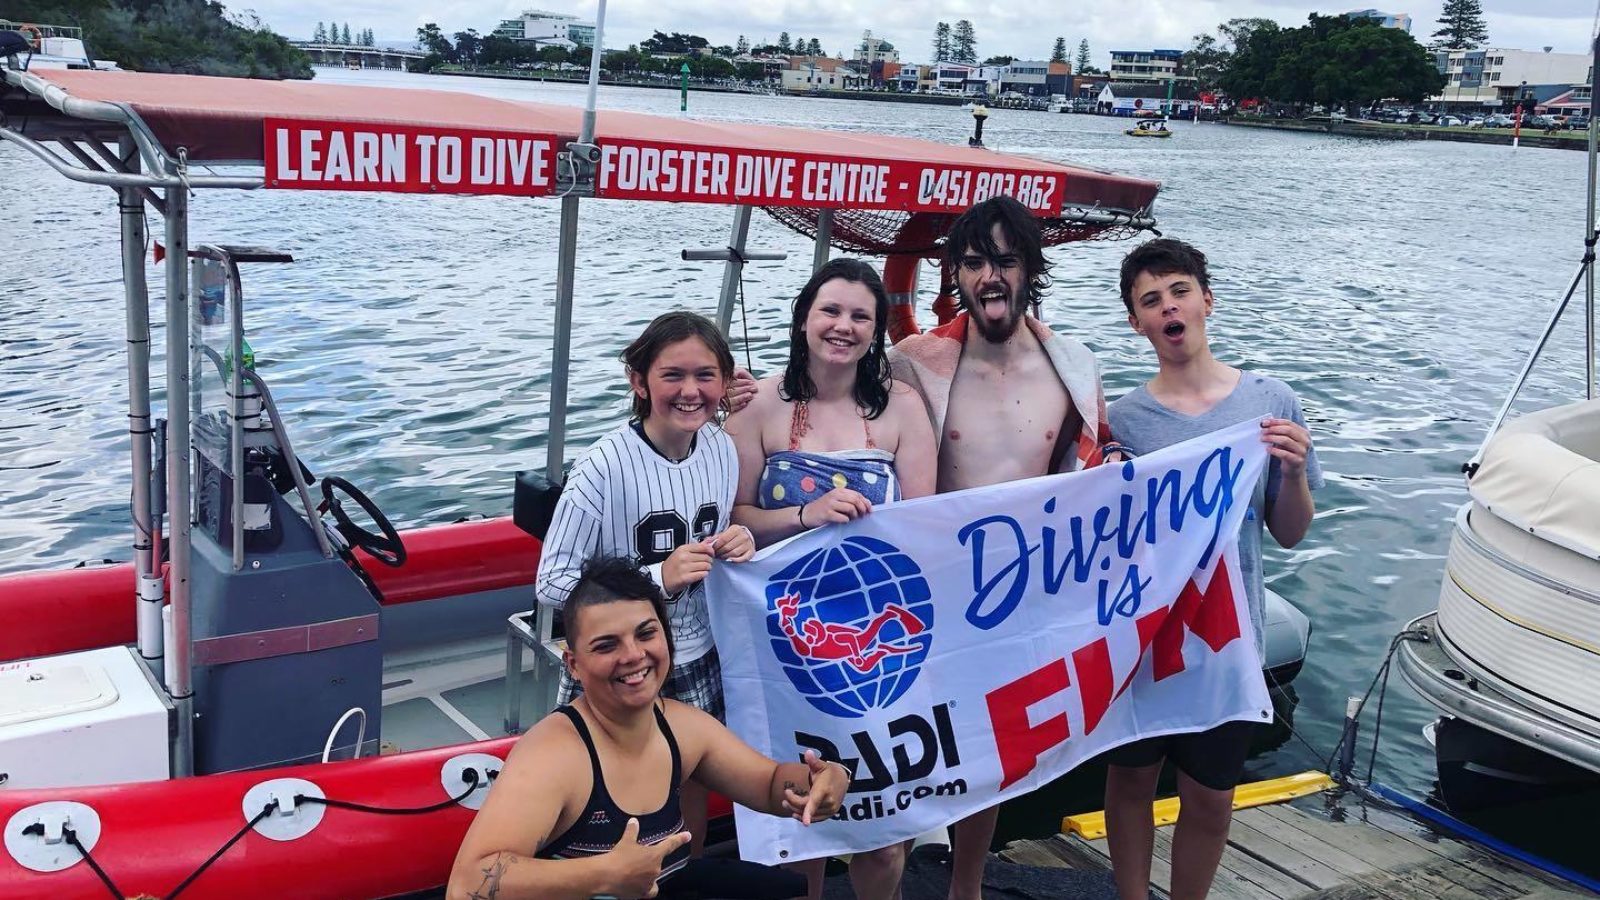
[784,779,808,797]
[468,853,511,900]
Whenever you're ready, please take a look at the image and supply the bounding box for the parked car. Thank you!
[1435,115,1466,127]
[1484,113,1516,128]
[1525,114,1557,130]
[1569,114,1591,130]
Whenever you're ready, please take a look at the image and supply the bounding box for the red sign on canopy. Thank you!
[592,138,1068,215]
[264,118,561,196]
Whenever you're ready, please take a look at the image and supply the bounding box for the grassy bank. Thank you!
[1225,116,1588,151]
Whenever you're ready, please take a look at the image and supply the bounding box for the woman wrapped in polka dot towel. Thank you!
[724,258,936,900]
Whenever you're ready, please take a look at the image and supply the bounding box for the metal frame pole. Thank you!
[813,209,833,273]
[547,0,607,482]
[163,174,195,777]
[119,137,163,665]
[715,205,753,334]
[546,195,580,483]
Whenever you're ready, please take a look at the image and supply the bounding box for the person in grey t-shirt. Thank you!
[1102,238,1323,900]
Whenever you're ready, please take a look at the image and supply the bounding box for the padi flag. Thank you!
[705,419,1271,864]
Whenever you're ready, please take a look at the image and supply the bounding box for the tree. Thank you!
[982,55,1013,66]
[452,29,481,65]
[24,0,314,78]
[340,22,350,44]
[777,31,791,53]
[1051,37,1067,63]
[1313,18,1444,109]
[952,19,976,63]
[640,31,710,55]
[416,23,452,57]
[933,22,951,62]
[736,34,749,54]
[1432,0,1488,50]
[736,61,766,80]
[807,38,822,56]
[1215,13,1443,109]
[313,21,326,42]
[1217,18,1284,100]
[1075,39,1093,74]
[1183,32,1227,91]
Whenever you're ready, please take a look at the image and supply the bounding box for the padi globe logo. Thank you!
[765,535,934,718]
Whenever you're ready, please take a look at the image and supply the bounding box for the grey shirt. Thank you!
[1108,373,1324,656]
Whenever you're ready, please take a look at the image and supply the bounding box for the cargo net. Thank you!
[760,206,1153,257]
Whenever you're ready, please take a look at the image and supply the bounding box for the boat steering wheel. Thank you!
[321,476,407,568]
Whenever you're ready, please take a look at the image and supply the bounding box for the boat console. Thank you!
[184,246,390,773]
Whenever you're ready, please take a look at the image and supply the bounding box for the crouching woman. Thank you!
[446,556,849,900]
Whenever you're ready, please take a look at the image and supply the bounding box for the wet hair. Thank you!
[621,311,737,420]
[779,258,893,419]
[1119,238,1211,313]
[942,196,1052,310]
[562,555,676,664]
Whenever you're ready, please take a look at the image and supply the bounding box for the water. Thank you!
[3,69,1594,863]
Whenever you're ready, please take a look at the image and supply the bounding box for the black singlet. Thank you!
[537,704,689,877]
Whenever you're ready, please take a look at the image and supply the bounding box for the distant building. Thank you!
[1344,9,1412,32]
[892,63,933,92]
[1108,49,1185,82]
[932,62,983,94]
[1097,80,1200,116]
[780,58,864,92]
[1430,47,1593,112]
[998,60,1071,97]
[854,33,899,66]
[493,9,596,50]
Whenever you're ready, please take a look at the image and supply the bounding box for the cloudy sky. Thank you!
[261,0,1596,62]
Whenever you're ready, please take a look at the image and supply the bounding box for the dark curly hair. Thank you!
[779,258,893,420]
[562,555,675,664]
[942,195,1052,311]
[1118,238,1211,314]
[621,311,736,421]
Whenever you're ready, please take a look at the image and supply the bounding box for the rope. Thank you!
[297,769,482,816]
[1327,628,1427,781]
[18,823,126,899]
[164,802,279,900]
[14,770,486,900]
[1257,627,1426,783]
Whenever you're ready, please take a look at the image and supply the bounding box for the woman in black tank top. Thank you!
[446,557,851,900]
[537,703,689,878]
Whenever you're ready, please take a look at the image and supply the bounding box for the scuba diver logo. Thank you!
[765,535,934,718]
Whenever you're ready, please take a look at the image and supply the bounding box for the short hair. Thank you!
[621,311,737,420]
[780,258,893,419]
[562,555,676,664]
[942,196,1052,309]
[1118,238,1211,313]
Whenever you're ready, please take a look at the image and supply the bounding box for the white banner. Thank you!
[705,419,1273,864]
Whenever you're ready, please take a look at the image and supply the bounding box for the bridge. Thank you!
[290,42,427,71]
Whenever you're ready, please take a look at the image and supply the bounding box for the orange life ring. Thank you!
[883,254,960,344]
[883,253,922,344]
[16,24,43,49]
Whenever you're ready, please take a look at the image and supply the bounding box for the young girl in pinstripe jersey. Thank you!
[536,311,756,854]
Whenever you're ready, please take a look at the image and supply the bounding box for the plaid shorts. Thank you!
[557,648,725,722]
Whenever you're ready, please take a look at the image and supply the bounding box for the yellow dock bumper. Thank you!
[1061,771,1336,839]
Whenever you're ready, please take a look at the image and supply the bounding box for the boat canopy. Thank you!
[2,68,1159,254]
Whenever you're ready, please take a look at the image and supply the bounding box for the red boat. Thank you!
[0,47,1160,899]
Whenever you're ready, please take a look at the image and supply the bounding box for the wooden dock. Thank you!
[999,793,1596,899]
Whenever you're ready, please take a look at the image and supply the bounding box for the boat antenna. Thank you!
[1585,29,1597,399]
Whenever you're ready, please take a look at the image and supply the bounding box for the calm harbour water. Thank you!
[2,69,1595,862]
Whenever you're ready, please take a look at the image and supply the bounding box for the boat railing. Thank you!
[1466,32,1598,476]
